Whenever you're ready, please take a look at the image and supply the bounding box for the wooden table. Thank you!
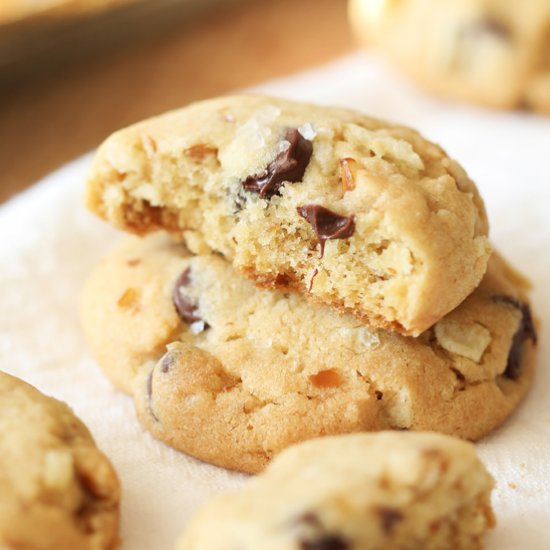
[0,0,353,202]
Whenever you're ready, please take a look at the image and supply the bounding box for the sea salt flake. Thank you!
[190,321,206,335]
[298,122,317,140]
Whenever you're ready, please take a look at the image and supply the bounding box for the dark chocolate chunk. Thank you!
[172,268,209,328]
[242,128,313,198]
[376,507,403,535]
[297,204,355,257]
[492,295,537,379]
[301,536,349,550]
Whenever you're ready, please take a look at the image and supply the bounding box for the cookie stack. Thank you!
[81,95,537,474]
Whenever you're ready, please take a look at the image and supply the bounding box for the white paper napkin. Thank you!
[1,51,549,549]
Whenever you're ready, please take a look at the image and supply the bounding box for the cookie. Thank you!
[85,95,490,336]
[0,371,120,550]
[349,0,550,113]
[178,431,495,550]
[80,234,536,473]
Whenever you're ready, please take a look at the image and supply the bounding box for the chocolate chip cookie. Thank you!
[0,371,120,550]
[80,234,536,473]
[178,431,495,550]
[85,95,490,336]
[349,0,550,113]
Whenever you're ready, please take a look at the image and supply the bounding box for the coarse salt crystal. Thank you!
[298,122,317,140]
[190,321,206,335]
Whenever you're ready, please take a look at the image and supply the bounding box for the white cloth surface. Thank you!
[1,51,549,549]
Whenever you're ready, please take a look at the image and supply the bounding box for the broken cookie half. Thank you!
[86,95,490,335]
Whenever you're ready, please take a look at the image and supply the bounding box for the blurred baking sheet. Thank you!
[0,0,245,87]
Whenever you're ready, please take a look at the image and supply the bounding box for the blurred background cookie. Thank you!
[178,432,496,549]
[0,371,120,550]
[349,0,550,113]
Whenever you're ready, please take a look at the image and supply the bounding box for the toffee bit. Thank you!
[339,158,357,192]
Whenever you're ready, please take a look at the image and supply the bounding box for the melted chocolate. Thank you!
[242,128,313,198]
[492,295,537,379]
[297,204,355,257]
[172,268,207,326]
[301,536,349,550]
[471,17,511,40]
[376,507,404,535]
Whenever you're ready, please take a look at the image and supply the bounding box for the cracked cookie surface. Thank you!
[0,371,120,550]
[178,432,495,550]
[349,0,550,113]
[86,94,490,336]
[80,234,536,473]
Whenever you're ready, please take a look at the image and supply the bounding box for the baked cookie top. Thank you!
[0,371,120,550]
[80,234,536,473]
[349,0,550,113]
[86,94,490,335]
[178,431,495,550]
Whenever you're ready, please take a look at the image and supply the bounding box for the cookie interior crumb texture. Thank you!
[80,234,536,473]
[0,371,120,550]
[349,0,550,113]
[178,432,496,550]
[86,95,491,336]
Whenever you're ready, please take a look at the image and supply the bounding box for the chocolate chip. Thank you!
[297,205,355,258]
[242,128,313,198]
[301,536,349,550]
[470,17,512,41]
[172,268,209,328]
[293,512,322,528]
[376,507,403,535]
[161,352,175,373]
[492,295,537,379]
[458,16,512,47]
